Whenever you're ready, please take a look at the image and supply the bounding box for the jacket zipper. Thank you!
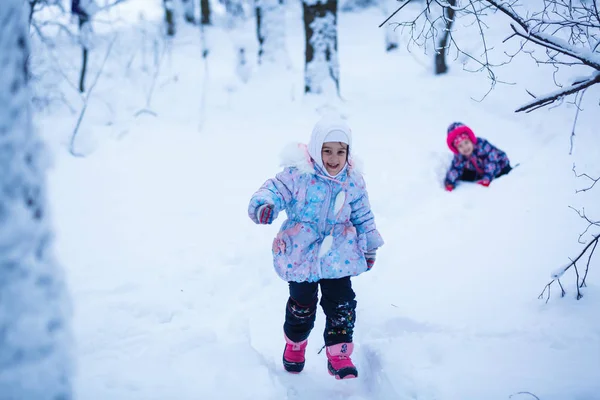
[318,180,332,278]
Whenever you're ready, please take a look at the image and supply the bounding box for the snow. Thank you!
[28,0,600,399]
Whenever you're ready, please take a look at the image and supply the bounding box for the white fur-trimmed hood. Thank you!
[279,142,364,179]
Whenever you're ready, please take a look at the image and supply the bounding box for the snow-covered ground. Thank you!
[33,1,600,399]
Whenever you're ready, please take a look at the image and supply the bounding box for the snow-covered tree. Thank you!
[256,0,288,65]
[0,1,73,398]
[303,0,340,95]
[224,0,252,82]
[432,0,456,74]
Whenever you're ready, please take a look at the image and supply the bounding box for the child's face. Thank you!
[456,139,474,156]
[321,141,348,175]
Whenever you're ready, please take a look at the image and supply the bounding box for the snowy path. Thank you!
[47,101,600,399]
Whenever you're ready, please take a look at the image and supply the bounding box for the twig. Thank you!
[573,260,583,299]
[539,280,553,303]
[581,239,597,287]
[540,233,600,302]
[379,0,413,28]
[569,88,586,155]
[135,37,169,117]
[568,205,599,242]
[509,392,541,400]
[70,33,119,157]
[572,165,600,193]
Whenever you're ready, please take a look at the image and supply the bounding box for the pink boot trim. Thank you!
[284,335,307,362]
[283,334,308,373]
[326,343,357,379]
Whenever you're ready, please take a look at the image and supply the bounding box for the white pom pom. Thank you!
[333,191,345,215]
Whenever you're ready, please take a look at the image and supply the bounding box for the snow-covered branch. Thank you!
[539,161,600,303]
[384,0,600,111]
[539,233,599,302]
[505,22,600,70]
[515,71,600,112]
[480,0,600,112]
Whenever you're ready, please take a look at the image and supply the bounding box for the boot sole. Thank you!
[327,361,358,379]
[283,349,305,373]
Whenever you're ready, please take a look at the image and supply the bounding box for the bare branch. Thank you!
[70,34,119,157]
[573,260,583,299]
[568,205,599,243]
[581,239,598,287]
[509,391,541,400]
[540,234,600,302]
[569,88,586,155]
[379,0,413,28]
[572,164,600,193]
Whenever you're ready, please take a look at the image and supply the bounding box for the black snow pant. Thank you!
[284,276,356,346]
[460,164,512,182]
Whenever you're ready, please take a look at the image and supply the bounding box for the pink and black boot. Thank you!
[283,334,308,373]
[326,342,358,379]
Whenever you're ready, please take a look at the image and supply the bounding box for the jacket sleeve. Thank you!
[350,177,384,252]
[480,139,508,182]
[248,168,296,224]
[444,156,464,187]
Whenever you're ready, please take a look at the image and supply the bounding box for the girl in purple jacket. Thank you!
[248,115,384,380]
[444,122,512,191]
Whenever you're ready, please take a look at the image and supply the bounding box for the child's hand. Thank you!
[365,251,376,270]
[256,204,276,224]
[477,179,490,187]
[445,184,454,192]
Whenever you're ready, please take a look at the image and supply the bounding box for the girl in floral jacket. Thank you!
[248,115,384,380]
[444,122,512,191]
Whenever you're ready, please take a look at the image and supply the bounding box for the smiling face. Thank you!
[456,138,474,157]
[321,141,348,175]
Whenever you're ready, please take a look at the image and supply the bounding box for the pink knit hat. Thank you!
[446,122,477,154]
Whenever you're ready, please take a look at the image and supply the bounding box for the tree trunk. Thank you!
[29,0,39,25]
[200,0,211,25]
[181,0,196,24]
[164,0,176,35]
[78,17,89,92]
[434,0,456,75]
[380,0,398,51]
[303,0,340,95]
[255,0,287,65]
[225,0,251,82]
[72,0,90,92]
[0,1,72,398]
